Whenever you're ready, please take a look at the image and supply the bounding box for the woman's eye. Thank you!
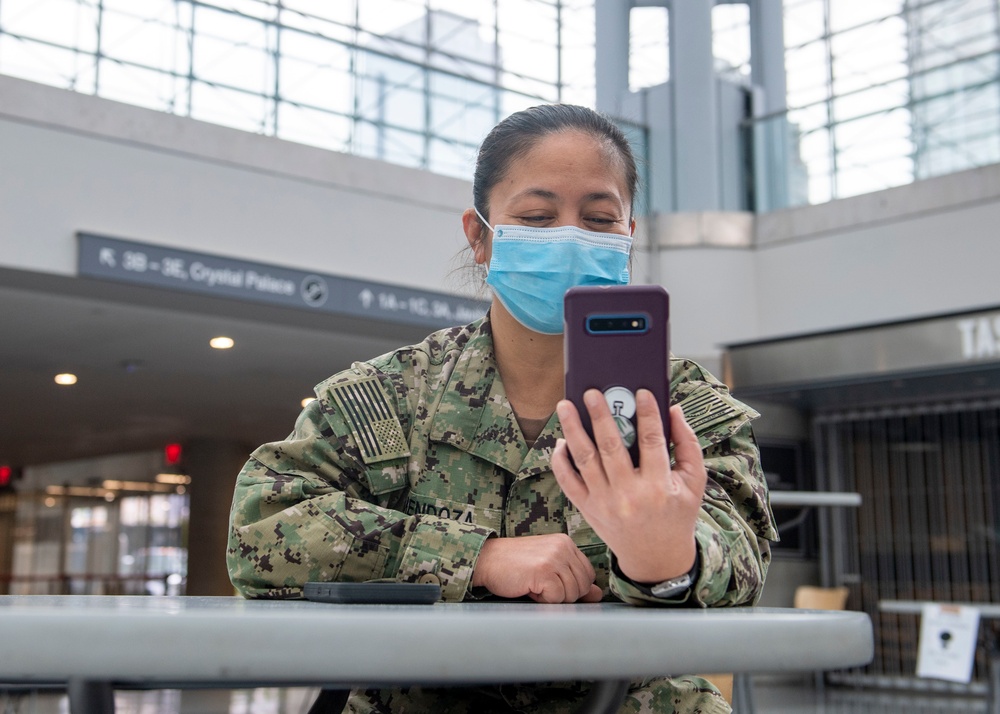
[520,216,551,224]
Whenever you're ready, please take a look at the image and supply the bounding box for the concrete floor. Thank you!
[752,676,987,713]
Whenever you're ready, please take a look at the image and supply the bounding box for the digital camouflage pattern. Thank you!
[227,314,777,714]
[342,676,729,714]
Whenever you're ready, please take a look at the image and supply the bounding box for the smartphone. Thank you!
[564,285,670,466]
[303,581,441,605]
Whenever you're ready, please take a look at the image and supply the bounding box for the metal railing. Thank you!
[0,0,581,179]
[755,0,1000,210]
[2,0,997,206]
[748,71,1000,210]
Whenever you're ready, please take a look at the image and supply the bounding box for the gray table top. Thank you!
[0,595,873,687]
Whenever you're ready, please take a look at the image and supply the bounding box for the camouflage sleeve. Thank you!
[227,369,496,602]
[609,359,777,607]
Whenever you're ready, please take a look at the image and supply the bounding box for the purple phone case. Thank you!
[563,285,670,465]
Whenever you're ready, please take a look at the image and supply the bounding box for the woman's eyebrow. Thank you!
[582,191,624,204]
[510,189,623,204]
[511,188,559,201]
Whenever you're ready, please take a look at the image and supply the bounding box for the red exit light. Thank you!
[164,443,183,465]
[0,466,11,487]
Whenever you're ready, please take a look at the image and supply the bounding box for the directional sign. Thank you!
[78,233,488,329]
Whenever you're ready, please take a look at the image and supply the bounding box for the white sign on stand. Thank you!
[916,603,981,683]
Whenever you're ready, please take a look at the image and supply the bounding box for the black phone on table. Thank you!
[303,581,441,605]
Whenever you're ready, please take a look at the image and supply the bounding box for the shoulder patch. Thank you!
[329,376,410,464]
[678,385,758,435]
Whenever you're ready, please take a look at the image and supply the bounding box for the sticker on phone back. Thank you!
[603,386,637,448]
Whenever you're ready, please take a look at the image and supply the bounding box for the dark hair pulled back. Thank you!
[472,104,639,227]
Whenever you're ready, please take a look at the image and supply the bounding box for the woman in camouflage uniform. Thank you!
[227,104,777,714]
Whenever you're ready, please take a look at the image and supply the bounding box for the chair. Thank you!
[697,673,733,703]
[729,586,851,714]
[793,585,850,694]
[793,585,849,611]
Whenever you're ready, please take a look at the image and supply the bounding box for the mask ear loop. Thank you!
[473,206,494,234]
[473,206,494,281]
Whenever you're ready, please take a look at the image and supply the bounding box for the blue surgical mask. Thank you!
[475,208,632,334]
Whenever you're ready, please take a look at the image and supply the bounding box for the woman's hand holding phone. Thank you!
[551,388,706,586]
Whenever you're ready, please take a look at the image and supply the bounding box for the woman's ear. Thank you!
[462,208,490,265]
[629,217,636,236]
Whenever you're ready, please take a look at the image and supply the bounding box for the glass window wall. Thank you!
[0,0,997,205]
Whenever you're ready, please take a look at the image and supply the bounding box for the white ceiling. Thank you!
[0,269,430,467]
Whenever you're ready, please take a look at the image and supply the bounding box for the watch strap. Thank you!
[628,550,701,600]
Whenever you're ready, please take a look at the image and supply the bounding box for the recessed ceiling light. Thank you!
[301,397,316,408]
[210,336,235,350]
[54,373,77,385]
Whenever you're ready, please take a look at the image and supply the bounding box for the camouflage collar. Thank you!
[428,314,561,476]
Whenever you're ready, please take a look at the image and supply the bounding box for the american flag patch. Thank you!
[678,385,757,434]
[330,376,410,464]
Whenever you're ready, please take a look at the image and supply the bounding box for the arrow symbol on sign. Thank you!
[99,248,117,268]
[359,289,374,309]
